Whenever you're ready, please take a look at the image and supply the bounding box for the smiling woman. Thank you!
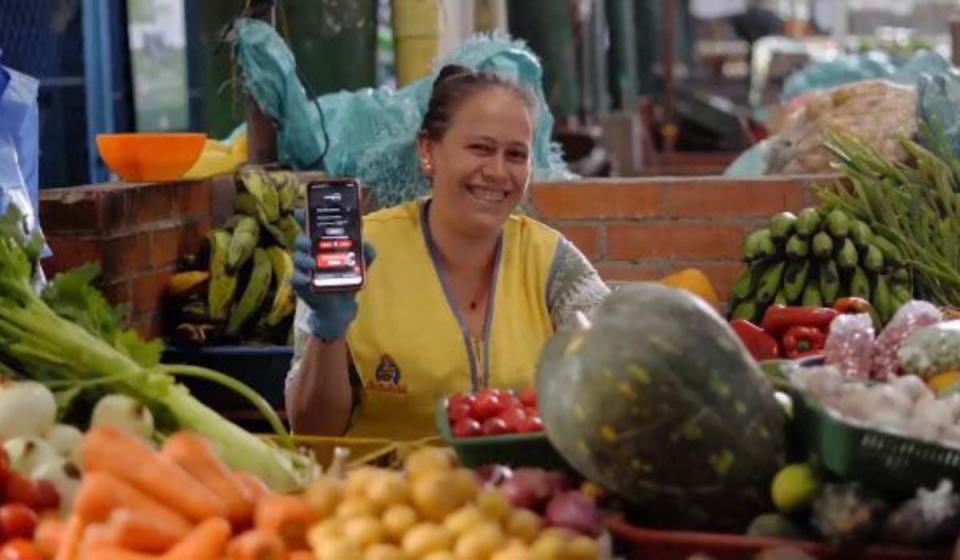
[284,65,610,441]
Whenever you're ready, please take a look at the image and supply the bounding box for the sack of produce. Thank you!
[765,80,917,175]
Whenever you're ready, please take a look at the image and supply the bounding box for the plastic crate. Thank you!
[791,389,960,496]
[162,343,291,432]
[606,517,950,560]
[433,399,572,472]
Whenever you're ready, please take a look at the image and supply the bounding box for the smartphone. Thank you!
[304,179,365,291]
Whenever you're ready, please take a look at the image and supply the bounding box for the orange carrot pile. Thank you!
[51,426,314,560]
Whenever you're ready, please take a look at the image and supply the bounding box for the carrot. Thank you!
[102,508,190,554]
[80,425,225,521]
[73,472,191,535]
[224,529,287,560]
[76,546,155,560]
[286,552,313,560]
[34,517,66,559]
[160,432,254,526]
[53,515,87,560]
[254,495,315,551]
[162,517,231,560]
[233,471,271,504]
[78,523,113,550]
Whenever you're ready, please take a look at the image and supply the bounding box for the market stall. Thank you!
[11,1,960,559]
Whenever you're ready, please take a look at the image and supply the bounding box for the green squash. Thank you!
[536,283,787,532]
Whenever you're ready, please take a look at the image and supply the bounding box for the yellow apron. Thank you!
[345,199,559,441]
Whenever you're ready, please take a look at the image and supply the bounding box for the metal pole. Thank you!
[952,15,960,67]
[661,0,677,153]
[244,0,278,164]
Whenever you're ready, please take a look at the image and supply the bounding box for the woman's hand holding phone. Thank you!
[290,210,376,340]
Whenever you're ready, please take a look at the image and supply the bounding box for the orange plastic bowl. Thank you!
[96,133,207,182]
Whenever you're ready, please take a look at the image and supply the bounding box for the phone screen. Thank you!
[305,180,364,290]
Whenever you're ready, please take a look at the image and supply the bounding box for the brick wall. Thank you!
[528,176,820,305]
[39,180,214,338]
[36,175,821,339]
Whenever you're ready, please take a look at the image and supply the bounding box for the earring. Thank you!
[422,159,432,173]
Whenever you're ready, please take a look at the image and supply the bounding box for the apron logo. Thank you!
[367,354,407,394]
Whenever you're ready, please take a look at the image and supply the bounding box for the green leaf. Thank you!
[41,263,121,340]
[114,329,163,369]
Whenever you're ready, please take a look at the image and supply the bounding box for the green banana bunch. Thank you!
[226,248,273,336]
[269,170,302,214]
[207,229,238,320]
[263,246,297,327]
[235,166,280,223]
[226,216,260,273]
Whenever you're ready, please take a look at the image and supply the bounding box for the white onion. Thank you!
[44,424,84,459]
[0,379,57,439]
[90,394,154,440]
[4,437,60,477]
[33,458,82,516]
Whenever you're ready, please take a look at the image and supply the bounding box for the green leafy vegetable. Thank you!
[0,207,311,491]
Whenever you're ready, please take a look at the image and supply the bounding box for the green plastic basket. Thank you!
[434,399,572,472]
[792,390,960,497]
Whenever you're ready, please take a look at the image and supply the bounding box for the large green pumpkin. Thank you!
[536,283,786,532]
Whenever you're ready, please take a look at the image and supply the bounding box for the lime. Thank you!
[771,463,819,514]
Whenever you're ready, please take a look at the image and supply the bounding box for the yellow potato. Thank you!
[307,518,342,551]
[401,523,454,557]
[490,544,531,560]
[364,543,407,560]
[337,497,376,520]
[565,535,599,559]
[475,487,511,521]
[412,471,466,521]
[443,505,485,536]
[404,447,456,479]
[348,467,385,496]
[305,476,346,519]
[314,537,363,560]
[341,515,385,548]
[451,467,480,503]
[382,504,418,543]
[529,533,567,560]
[505,508,541,543]
[422,552,457,560]
[367,471,409,509]
[454,522,505,559]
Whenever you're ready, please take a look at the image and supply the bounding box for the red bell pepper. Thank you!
[730,319,781,361]
[782,325,826,359]
[760,305,838,335]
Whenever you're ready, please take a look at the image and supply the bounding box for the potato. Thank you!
[454,522,505,559]
[404,447,456,479]
[444,505,485,536]
[412,471,466,521]
[476,487,511,521]
[401,523,454,557]
[342,515,384,548]
[367,471,409,509]
[382,504,418,543]
[337,497,376,520]
[506,508,542,543]
[305,476,346,518]
[363,543,406,560]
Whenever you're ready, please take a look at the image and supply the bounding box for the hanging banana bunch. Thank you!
[164,165,305,345]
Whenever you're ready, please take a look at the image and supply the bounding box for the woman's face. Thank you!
[419,87,534,238]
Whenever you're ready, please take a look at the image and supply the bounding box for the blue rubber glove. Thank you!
[290,225,376,341]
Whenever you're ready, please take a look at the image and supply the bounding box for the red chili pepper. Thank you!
[760,305,838,336]
[730,319,781,361]
[782,325,826,359]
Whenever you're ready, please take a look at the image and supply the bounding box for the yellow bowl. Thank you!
[96,132,207,182]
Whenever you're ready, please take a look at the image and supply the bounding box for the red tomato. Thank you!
[31,481,59,512]
[3,474,37,508]
[518,388,537,407]
[453,418,482,438]
[523,406,538,417]
[0,504,38,540]
[518,416,545,433]
[497,407,527,432]
[447,402,473,424]
[0,539,42,560]
[481,417,510,436]
[471,392,505,420]
[447,392,476,411]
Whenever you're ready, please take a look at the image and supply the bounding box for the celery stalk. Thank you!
[0,235,312,491]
